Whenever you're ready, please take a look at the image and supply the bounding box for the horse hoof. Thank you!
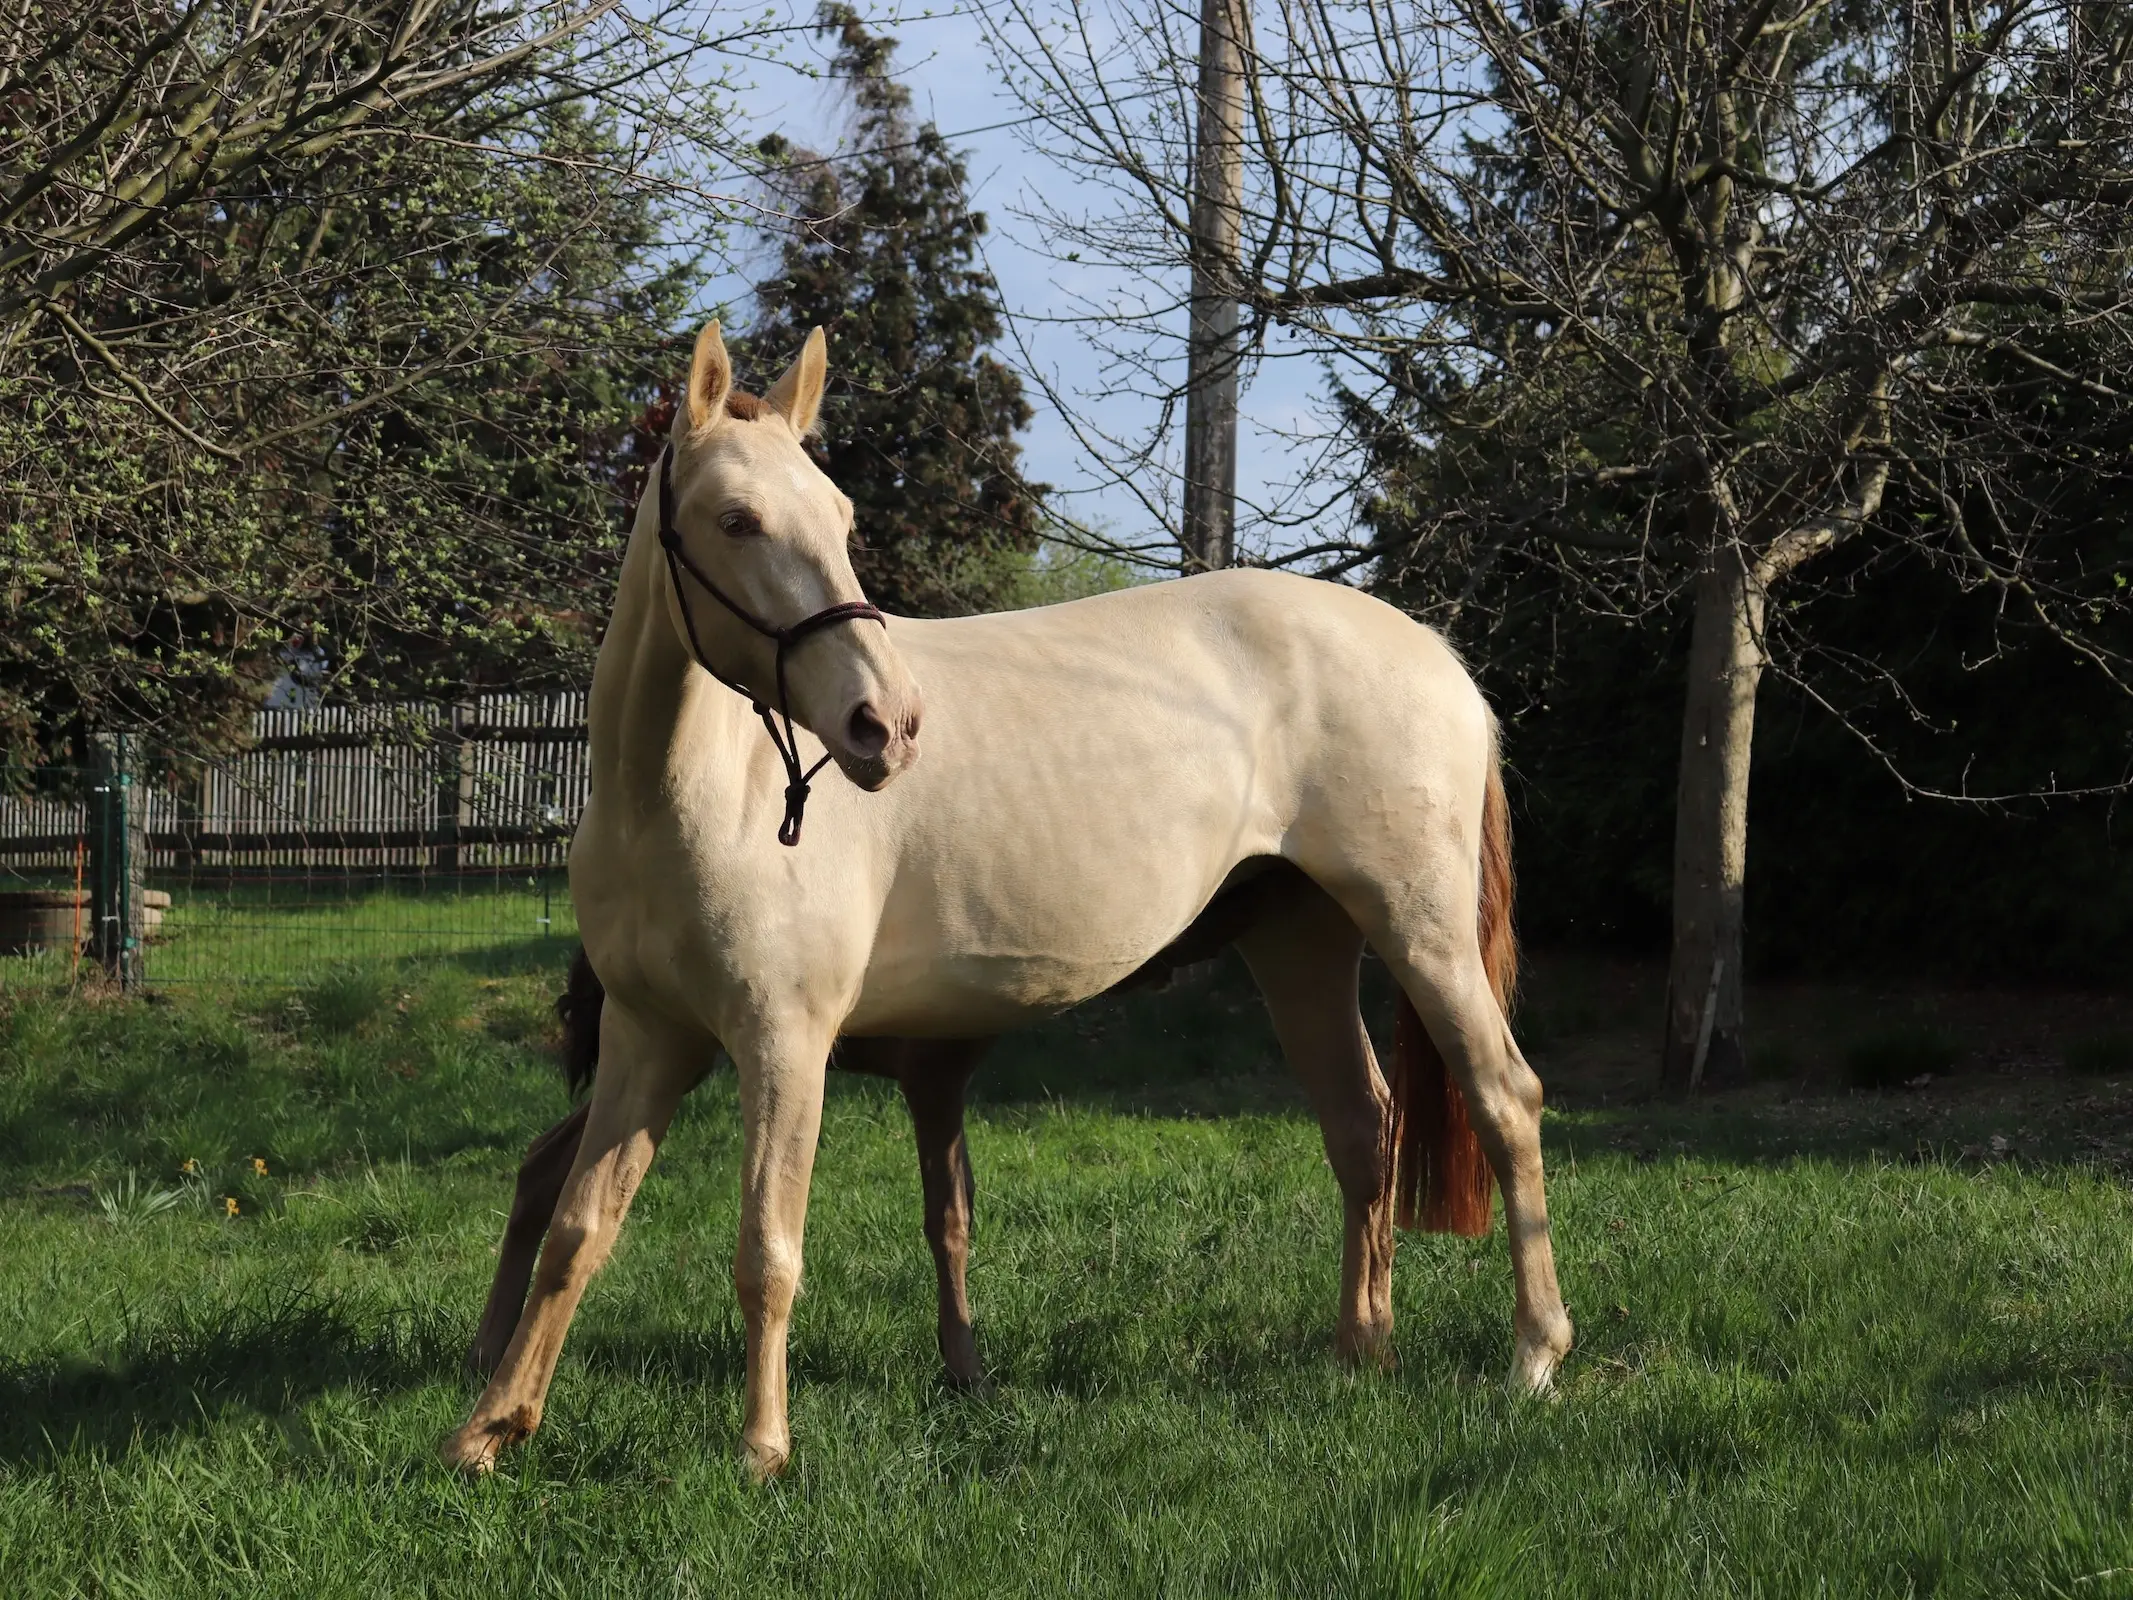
[439,1426,502,1477]
[741,1438,790,1483]
[440,1402,538,1476]
[940,1346,990,1395]
[1335,1327,1395,1372]
[938,1326,987,1393]
[1510,1320,1573,1396]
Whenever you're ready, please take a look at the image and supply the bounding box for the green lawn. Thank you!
[1,944,2130,1598]
[142,875,579,987]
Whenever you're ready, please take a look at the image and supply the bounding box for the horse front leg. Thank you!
[731,1022,835,1480]
[440,1006,698,1474]
[467,1103,588,1378]
[895,1039,991,1389]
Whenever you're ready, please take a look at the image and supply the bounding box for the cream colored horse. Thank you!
[441,322,1573,1478]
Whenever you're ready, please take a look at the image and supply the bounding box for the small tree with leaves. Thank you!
[0,1,758,763]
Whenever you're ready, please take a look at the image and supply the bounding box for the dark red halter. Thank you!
[655,446,887,846]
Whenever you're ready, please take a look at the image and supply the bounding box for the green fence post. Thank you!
[89,734,145,991]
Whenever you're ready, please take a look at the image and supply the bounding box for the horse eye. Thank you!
[720,509,764,538]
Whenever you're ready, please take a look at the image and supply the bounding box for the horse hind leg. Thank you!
[893,1039,991,1389]
[1234,879,1396,1367]
[1377,930,1573,1393]
[468,1103,589,1378]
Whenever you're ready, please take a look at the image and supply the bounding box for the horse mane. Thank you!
[725,389,765,421]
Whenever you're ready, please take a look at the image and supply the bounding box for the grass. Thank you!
[2,941,2132,1598]
[0,870,580,989]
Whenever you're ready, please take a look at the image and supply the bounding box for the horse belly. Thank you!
[845,810,1267,1036]
[841,945,1154,1037]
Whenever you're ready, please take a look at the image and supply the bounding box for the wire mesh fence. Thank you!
[0,693,589,990]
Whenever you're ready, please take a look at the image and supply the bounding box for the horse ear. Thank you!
[685,320,733,433]
[764,326,828,437]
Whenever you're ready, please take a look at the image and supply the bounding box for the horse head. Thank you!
[662,320,922,793]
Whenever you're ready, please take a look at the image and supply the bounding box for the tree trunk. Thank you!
[1662,547,1767,1090]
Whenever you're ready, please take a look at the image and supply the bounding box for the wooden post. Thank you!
[1182,0,1244,573]
[173,763,202,882]
[433,702,473,877]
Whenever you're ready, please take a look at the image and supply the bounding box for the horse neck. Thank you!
[589,499,755,815]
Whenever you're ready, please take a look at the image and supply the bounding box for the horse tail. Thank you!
[1390,727,1517,1236]
[556,944,606,1098]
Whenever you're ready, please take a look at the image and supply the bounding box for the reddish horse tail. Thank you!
[1390,742,1517,1236]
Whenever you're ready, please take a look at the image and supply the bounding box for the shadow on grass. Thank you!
[966,955,1300,1119]
[0,1288,458,1467]
[442,933,584,980]
[991,951,2133,1178]
[147,932,583,999]
[945,955,2133,1175]
[1542,1072,2133,1174]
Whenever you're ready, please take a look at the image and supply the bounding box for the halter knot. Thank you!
[779,780,814,847]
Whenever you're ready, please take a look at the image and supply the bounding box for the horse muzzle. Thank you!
[831,694,921,791]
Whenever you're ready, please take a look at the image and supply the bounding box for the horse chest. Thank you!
[572,818,873,1033]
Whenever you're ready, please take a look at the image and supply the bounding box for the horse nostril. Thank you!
[903,706,921,742]
[846,704,890,758]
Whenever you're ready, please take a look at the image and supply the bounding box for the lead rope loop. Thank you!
[654,447,885,847]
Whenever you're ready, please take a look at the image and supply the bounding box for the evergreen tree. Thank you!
[742,6,1045,618]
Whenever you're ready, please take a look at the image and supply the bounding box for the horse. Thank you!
[465,861,1313,1390]
[440,321,1574,1478]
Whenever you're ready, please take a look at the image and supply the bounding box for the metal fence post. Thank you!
[90,733,145,990]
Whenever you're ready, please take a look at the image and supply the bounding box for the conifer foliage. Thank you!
[743,6,1045,617]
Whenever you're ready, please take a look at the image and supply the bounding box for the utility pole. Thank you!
[1182,0,1244,573]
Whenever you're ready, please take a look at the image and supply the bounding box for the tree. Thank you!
[989,0,2133,1083]
[0,1,768,763]
[739,5,1046,618]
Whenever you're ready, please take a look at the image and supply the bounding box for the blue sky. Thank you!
[710,3,1339,567]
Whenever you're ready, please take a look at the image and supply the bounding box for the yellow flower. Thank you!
[224,1196,240,1217]
[179,1158,197,1175]
[251,1157,269,1177]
